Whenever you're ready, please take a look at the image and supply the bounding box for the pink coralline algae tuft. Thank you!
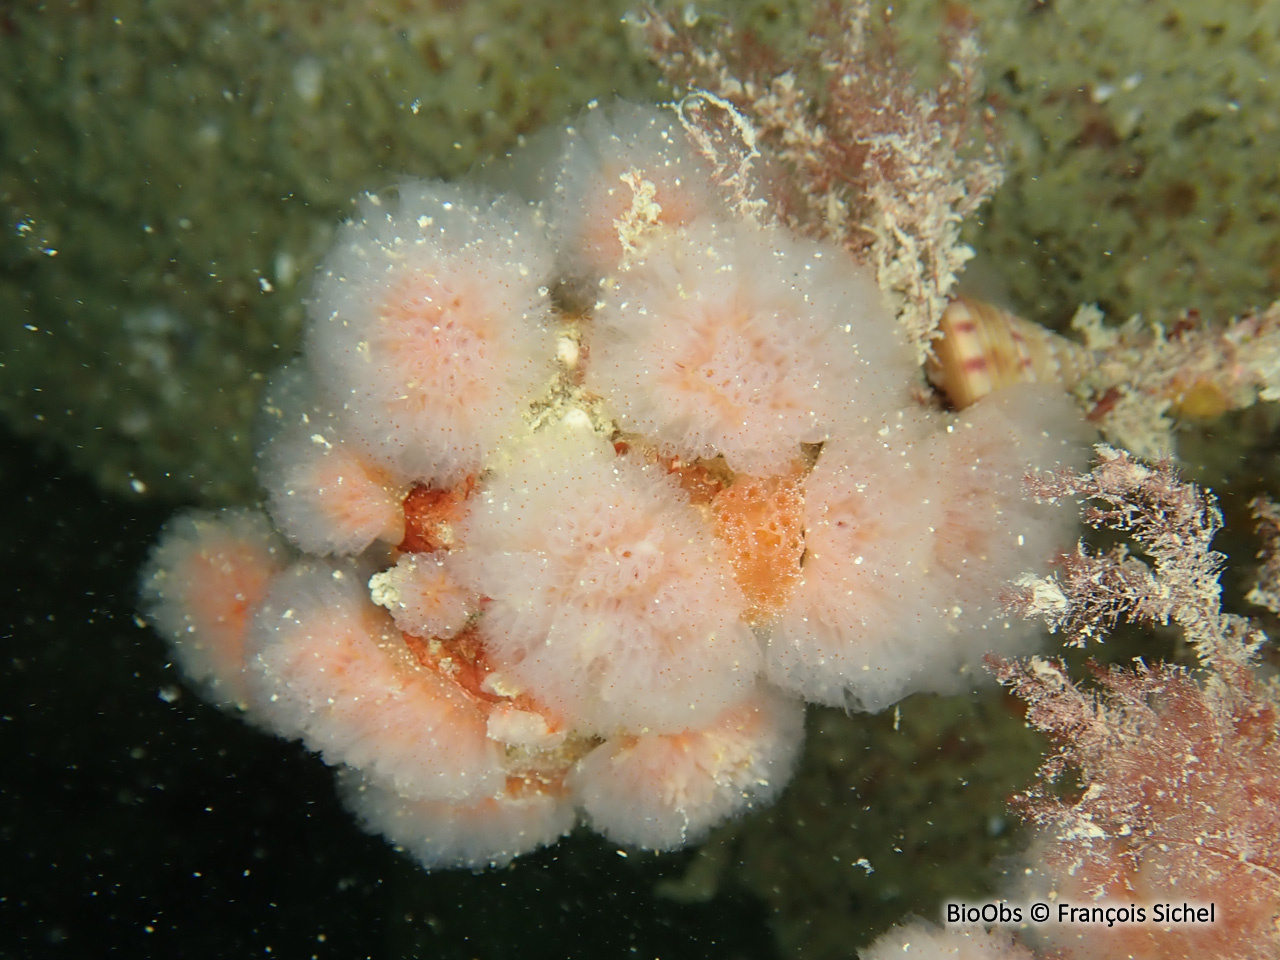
[139,102,1087,870]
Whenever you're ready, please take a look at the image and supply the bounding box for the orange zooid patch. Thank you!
[712,469,806,619]
[402,624,497,704]
[614,434,730,504]
[399,475,477,553]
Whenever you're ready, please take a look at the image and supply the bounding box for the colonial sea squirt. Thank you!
[139,102,1087,869]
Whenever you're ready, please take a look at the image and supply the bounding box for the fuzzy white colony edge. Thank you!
[139,101,1088,870]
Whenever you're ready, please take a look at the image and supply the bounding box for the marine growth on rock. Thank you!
[140,101,1087,870]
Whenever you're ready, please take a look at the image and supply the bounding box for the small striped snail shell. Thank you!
[925,296,1095,409]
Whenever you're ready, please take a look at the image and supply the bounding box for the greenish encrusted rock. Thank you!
[892,0,1280,328]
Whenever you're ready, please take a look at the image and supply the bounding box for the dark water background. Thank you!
[0,423,778,959]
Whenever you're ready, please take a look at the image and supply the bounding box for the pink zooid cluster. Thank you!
[141,102,1086,869]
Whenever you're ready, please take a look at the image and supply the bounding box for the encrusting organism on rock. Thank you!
[138,94,1086,870]
[138,2,1091,872]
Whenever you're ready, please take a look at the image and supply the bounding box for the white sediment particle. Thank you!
[480,671,523,698]
[367,568,403,612]
[557,334,580,369]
